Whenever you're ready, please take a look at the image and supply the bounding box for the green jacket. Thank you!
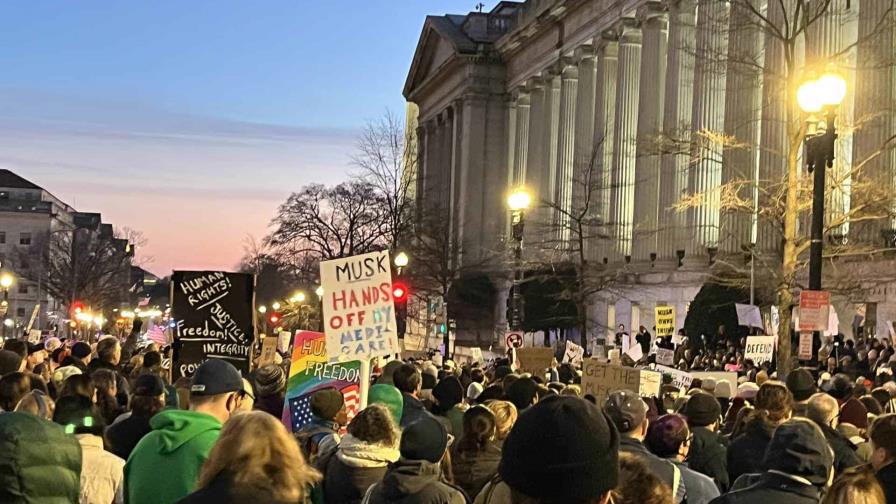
[0,412,81,504]
[124,409,222,504]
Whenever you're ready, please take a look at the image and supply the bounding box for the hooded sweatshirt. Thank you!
[365,458,467,504]
[124,409,222,504]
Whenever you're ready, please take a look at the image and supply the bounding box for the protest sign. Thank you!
[799,290,831,332]
[744,335,776,364]
[582,360,641,401]
[691,371,738,387]
[798,332,813,360]
[735,304,764,329]
[563,340,585,366]
[625,343,644,362]
[655,365,694,390]
[277,330,292,354]
[655,306,675,337]
[258,336,279,367]
[639,370,662,398]
[656,347,675,366]
[171,271,255,380]
[517,347,554,376]
[282,331,361,433]
[319,251,400,362]
[470,347,483,363]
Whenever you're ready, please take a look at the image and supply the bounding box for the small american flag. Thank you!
[290,395,315,431]
[137,297,150,307]
[146,325,167,346]
[342,384,361,423]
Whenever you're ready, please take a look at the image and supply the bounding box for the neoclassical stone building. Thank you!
[404,0,896,347]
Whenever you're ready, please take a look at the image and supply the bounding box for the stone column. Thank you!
[720,2,764,255]
[688,0,730,255]
[544,69,561,210]
[611,18,643,260]
[574,46,598,258]
[415,122,429,216]
[594,32,619,262]
[526,78,546,200]
[506,95,517,190]
[632,3,668,262]
[658,0,696,261]
[555,59,579,243]
[513,88,531,185]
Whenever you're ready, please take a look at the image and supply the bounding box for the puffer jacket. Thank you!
[450,441,502,499]
[322,434,400,504]
[727,417,774,485]
[689,426,729,492]
[0,412,81,504]
[365,458,468,504]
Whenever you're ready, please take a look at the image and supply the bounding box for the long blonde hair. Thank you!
[197,411,320,501]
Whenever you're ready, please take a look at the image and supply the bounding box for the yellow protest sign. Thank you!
[655,306,675,337]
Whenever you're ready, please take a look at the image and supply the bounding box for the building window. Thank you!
[17,283,27,294]
[16,307,25,318]
[0,232,5,244]
[19,233,30,246]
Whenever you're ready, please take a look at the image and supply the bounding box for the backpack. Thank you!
[294,425,333,464]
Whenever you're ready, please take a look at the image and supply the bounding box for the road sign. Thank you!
[798,332,813,360]
[799,290,831,332]
[505,331,524,349]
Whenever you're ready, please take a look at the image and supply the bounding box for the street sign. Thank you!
[505,331,524,349]
[799,290,831,332]
[798,331,813,360]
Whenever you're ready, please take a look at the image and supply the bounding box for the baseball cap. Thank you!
[604,390,648,433]
[190,359,244,396]
[134,374,166,397]
[27,342,45,355]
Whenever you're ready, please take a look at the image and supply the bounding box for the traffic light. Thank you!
[268,313,282,326]
[72,301,85,314]
[392,282,408,338]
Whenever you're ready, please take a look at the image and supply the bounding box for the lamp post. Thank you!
[797,70,847,291]
[315,286,324,332]
[507,188,532,331]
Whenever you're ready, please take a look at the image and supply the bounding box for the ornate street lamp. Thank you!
[507,187,532,331]
[797,70,847,291]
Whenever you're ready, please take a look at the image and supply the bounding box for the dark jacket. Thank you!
[0,412,82,504]
[366,458,468,504]
[61,355,88,372]
[819,423,862,473]
[689,426,730,492]
[450,441,502,499]
[877,462,896,504]
[321,435,399,504]
[672,459,720,504]
[400,393,431,429]
[105,414,153,460]
[620,437,684,502]
[708,472,821,504]
[727,418,774,485]
[177,471,295,504]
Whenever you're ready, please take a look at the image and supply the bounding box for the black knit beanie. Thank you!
[253,365,286,397]
[683,392,722,427]
[500,396,619,502]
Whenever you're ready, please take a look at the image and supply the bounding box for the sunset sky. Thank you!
[0,0,478,275]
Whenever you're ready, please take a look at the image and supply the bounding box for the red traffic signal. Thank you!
[268,313,281,325]
[392,282,408,302]
[72,301,84,314]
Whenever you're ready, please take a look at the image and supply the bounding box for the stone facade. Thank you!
[404,0,896,346]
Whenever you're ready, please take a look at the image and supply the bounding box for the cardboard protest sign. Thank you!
[319,251,400,362]
[563,340,585,366]
[581,360,640,401]
[171,271,255,380]
[799,290,831,332]
[625,343,644,362]
[744,335,776,364]
[798,332,813,360]
[258,336,279,367]
[516,347,554,376]
[470,347,483,363]
[639,370,662,398]
[282,331,361,433]
[655,306,675,337]
[656,365,694,390]
[656,347,675,366]
[735,304,764,329]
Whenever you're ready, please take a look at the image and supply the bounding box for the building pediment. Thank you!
[403,16,479,100]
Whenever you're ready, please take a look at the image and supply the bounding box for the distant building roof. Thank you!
[0,170,41,190]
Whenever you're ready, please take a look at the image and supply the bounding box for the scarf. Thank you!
[336,434,401,468]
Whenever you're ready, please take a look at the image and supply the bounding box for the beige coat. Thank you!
[77,434,125,504]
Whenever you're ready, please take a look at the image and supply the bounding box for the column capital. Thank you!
[637,1,668,25]
[560,57,579,79]
[615,17,642,44]
[574,44,596,62]
[512,87,531,104]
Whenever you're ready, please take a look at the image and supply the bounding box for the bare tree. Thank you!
[352,110,416,251]
[116,227,152,268]
[268,180,390,261]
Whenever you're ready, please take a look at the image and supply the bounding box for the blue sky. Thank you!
[0,0,481,274]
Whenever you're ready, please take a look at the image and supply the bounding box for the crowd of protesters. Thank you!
[4,330,896,503]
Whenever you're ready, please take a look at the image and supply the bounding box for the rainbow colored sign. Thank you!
[282,331,362,433]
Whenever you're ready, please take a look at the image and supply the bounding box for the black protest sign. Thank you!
[171,271,256,380]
